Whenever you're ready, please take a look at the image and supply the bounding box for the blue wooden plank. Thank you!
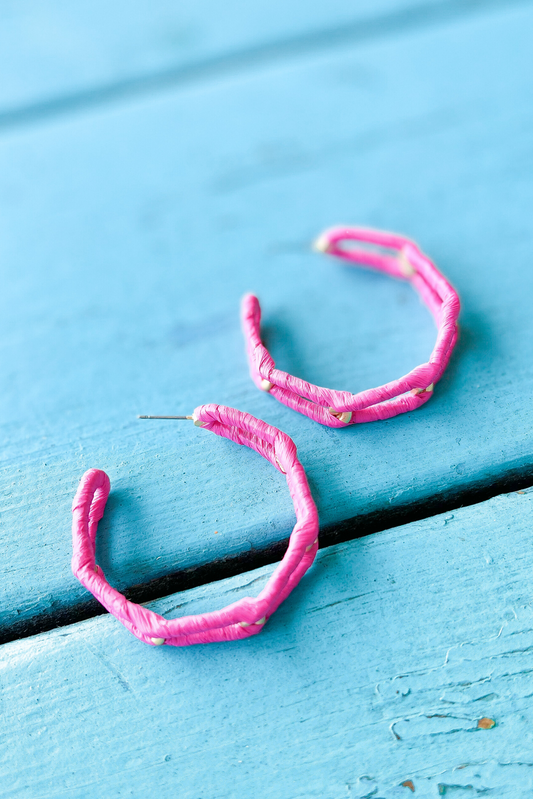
[0,0,474,121]
[2,488,533,797]
[1,3,533,637]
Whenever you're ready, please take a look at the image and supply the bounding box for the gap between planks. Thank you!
[2,464,532,647]
[0,0,530,134]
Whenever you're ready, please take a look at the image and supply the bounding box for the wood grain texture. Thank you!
[2,488,533,798]
[1,3,533,635]
[0,0,481,123]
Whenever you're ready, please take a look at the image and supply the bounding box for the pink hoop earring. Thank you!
[242,226,460,428]
[72,404,319,647]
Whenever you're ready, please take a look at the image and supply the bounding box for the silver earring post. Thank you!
[138,415,194,420]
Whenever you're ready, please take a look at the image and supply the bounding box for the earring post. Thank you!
[138,415,193,420]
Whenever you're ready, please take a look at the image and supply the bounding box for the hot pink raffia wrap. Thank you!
[72,404,319,646]
[242,226,460,427]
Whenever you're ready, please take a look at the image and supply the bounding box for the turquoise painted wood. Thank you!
[2,3,533,638]
[2,488,533,797]
[0,0,472,122]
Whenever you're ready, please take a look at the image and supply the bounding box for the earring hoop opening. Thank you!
[242,226,460,428]
[71,404,319,646]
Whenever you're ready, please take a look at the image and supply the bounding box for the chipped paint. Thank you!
[477,717,496,730]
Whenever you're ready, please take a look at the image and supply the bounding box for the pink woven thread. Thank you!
[71,404,319,647]
[242,226,460,427]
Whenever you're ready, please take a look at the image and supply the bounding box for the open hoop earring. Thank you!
[242,226,460,428]
[72,404,319,647]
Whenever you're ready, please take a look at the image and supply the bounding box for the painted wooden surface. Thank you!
[0,0,508,123]
[1,2,533,639]
[2,488,533,797]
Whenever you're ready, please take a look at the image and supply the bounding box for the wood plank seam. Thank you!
[0,0,530,134]
[2,2,533,652]
[2,465,532,647]
[2,488,533,796]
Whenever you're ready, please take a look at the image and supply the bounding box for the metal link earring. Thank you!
[242,225,460,428]
[72,404,319,647]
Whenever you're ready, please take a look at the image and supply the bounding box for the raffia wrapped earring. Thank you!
[72,404,318,646]
[242,226,460,427]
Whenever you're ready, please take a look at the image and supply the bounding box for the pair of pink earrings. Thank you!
[72,226,460,646]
